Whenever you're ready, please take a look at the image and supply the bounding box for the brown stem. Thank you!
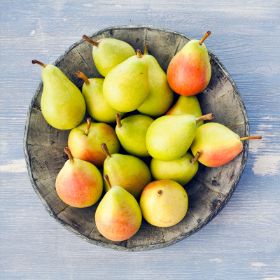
[116,113,122,128]
[76,71,90,84]
[199,31,211,45]
[82,35,99,46]
[31,59,46,68]
[240,135,262,141]
[190,151,201,164]
[196,113,214,122]
[136,49,142,58]
[104,174,112,189]
[144,44,148,55]
[101,143,111,157]
[64,147,74,162]
[84,118,91,136]
[157,190,163,196]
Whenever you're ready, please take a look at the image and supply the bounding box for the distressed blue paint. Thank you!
[0,0,280,279]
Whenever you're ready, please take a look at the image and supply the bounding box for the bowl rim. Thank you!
[23,25,249,251]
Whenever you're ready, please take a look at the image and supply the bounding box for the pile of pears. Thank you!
[33,31,261,242]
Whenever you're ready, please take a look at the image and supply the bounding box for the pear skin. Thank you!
[95,185,142,241]
[137,51,173,116]
[103,51,149,112]
[150,153,199,185]
[32,60,85,130]
[68,118,119,166]
[191,122,243,167]
[167,96,203,126]
[76,72,120,123]
[140,180,188,227]
[102,144,151,197]
[115,114,153,157]
[55,148,103,208]
[167,31,212,96]
[83,35,135,77]
[146,115,197,160]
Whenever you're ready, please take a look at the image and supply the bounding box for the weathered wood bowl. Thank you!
[24,26,249,251]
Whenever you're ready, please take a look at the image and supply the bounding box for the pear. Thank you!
[137,46,173,116]
[146,113,213,161]
[140,180,188,227]
[32,60,85,130]
[103,50,149,112]
[55,147,103,208]
[102,143,151,197]
[115,113,153,157]
[83,35,135,77]
[150,152,200,185]
[191,122,262,167]
[95,175,142,242]
[76,71,120,123]
[68,118,120,167]
[167,31,212,96]
[167,96,203,126]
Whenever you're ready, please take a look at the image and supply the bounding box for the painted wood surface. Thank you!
[0,0,279,279]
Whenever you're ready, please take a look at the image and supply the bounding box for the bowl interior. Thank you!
[24,26,249,251]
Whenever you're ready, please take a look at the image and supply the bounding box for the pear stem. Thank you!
[240,135,262,141]
[84,118,91,136]
[82,35,99,46]
[31,59,46,68]
[104,174,112,189]
[196,113,214,122]
[190,151,201,164]
[64,147,74,162]
[76,71,90,84]
[116,113,122,128]
[144,44,148,55]
[199,31,211,45]
[101,143,111,158]
[136,49,142,58]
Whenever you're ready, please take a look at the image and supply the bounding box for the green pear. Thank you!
[137,46,173,116]
[191,122,262,167]
[103,50,149,112]
[150,152,200,185]
[146,113,213,160]
[56,147,103,208]
[102,143,151,197]
[32,60,85,130]
[76,71,120,123]
[115,113,153,157]
[83,35,135,77]
[95,175,142,242]
[167,96,203,126]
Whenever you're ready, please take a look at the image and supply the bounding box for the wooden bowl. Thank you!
[24,26,249,251]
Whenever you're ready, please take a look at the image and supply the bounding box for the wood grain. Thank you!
[0,0,280,279]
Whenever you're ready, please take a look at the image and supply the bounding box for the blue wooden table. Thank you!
[1,1,280,279]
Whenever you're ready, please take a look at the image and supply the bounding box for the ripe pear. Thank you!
[167,31,212,96]
[150,152,200,185]
[146,113,213,161]
[102,143,151,197]
[68,118,119,167]
[32,60,85,130]
[56,147,103,208]
[140,180,188,227]
[115,113,153,157]
[76,71,120,123]
[95,175,142,242]
[191,122,262,167]
[103,50,149,112]
[137,46,173,116]
[83,35,135,77]
[167,95,203,126]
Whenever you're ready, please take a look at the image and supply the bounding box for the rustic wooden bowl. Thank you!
[24,26,249,251]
